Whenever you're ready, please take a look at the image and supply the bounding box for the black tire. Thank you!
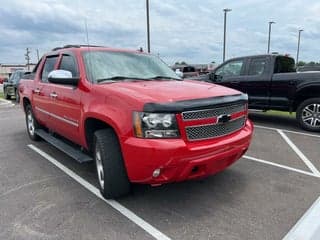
[296,98,320,132]
[94,129,131,199]
[4,87,10,100]
[25,105,41,141]
[15,89,20,103]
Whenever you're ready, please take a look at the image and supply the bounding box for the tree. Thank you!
[297,61,306,66]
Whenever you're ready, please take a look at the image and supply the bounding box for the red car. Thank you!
[19,45,253,199]
[0,76,7,84]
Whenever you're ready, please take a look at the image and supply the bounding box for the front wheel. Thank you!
[15,89,20,103]
[25,105,41,141]
[94,129,131,199]
[296,98,320,132]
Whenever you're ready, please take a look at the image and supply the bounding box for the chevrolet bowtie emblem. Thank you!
[217,114,231,124]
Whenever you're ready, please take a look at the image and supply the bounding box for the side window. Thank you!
[274,56,296,73]
[248,58,267,76]
[59,55,78,77]
[41,56,58,82]
[32,57,43,73]
[216,60,245,77]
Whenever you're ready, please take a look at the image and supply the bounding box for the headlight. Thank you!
[133,112,180,138]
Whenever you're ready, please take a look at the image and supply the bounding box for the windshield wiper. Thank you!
[96,75,182,83]
[148,76,182,81]
[96,76,138,83]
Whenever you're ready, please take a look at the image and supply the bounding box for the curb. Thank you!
[283,196,320,240]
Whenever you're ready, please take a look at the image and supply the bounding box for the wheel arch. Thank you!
[22,97,31,112]
[84,117,116,153]
[293,85,320,111]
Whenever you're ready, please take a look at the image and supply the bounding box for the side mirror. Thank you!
[48,70,79,86]
[209,72,222,82]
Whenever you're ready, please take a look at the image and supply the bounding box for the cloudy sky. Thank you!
[1,0,320,65]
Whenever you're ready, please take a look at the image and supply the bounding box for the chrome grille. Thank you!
[186,117,246,141]
[182,104,245,121]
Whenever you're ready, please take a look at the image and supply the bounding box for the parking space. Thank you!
[0,106,319,240]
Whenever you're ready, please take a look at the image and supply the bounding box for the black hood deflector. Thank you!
[143,94,248,113]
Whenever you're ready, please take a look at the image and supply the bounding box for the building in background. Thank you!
[0,63,36,78]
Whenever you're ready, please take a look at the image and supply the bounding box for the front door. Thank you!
[49,54,82,145]
[211,58,247,92]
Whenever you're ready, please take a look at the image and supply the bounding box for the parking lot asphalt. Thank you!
[0,104,319,240]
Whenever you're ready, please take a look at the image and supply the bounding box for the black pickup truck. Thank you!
[201,54,320,131]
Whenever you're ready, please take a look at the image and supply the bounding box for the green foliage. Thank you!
[297,61,320,66]
[297,61,306,66]
[174,61,188,65]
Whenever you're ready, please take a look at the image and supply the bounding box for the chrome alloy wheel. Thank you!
[302,103,320,127]
[27,111,35,136]
[95,145,105,190]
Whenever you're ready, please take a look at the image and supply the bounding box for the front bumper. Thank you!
[5,85,16,96]
[121,119,253,184]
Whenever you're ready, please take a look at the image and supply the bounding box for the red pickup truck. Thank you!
[19,45,253,199]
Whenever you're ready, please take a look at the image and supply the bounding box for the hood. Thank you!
[99,80,241,104]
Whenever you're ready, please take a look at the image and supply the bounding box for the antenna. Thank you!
[84,18,94,82]
[85,19,90,47]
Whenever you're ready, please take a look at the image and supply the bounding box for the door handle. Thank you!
[50,92,58,98]
[34,88,40,94]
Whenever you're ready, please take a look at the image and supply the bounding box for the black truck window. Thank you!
[216,59,245,77]
[248,58,267,75]
[274,56,296,73]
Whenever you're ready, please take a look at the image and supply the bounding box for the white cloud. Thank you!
[0,0,320,64]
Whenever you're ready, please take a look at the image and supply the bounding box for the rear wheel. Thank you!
[296,98,320,132]
[25,105,41,141]
[94,129,131,199]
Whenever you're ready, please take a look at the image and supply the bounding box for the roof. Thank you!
[49,44,144,55]
[225,53,294,62]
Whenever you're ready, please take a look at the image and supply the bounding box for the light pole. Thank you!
[25,48,30,71]
[267,21,275,53]
[146,0,150,53]
[296,29,303,65]
[223,8,232,62]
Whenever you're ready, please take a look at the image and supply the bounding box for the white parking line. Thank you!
[0,98,12,104]
[283,196,320,240]
[243,155,320,178]
[277,130,320,177]
[28,144,171,240]
[255,125,320,138]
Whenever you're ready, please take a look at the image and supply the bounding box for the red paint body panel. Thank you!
[19,46,253,185]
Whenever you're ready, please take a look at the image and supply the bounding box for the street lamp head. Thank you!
[269,21,275,25]
[299,29,304,32]
[223,8,232,12]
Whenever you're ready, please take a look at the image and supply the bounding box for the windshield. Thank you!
[82,51,180,83]
[9,71,24,83]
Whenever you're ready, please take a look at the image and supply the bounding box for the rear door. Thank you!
[240,56,271,108]
[269,56,297,109]
[32,55,58,127]
[49,54,82,144]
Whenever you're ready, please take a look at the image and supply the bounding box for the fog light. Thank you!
[152,168,161,178]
